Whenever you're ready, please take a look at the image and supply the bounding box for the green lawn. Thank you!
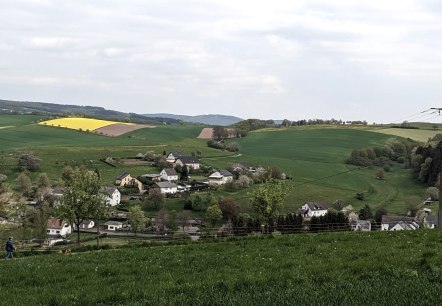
[1,230,442,305]
[370,127,441,142]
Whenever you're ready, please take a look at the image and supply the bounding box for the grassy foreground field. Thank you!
[1,230,442,305]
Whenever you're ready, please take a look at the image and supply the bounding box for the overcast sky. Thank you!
[1,0,442,123]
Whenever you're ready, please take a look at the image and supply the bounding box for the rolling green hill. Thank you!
[1,231,441,305]
[208,127,427,214]
[0,116,428,214]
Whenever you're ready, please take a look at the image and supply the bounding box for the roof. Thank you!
[168,151,184,158]
[350,220,371,226]
[47,218,67,229]
[79,219,94,225]
[154,182,178,188]
[162,168,177,176]
[304,202,328,211]
[104,221,123,226]
[219,169,233,177]
[177,156,200,164]
[100,186,118,196]
[209,171,223,179]
[231,163,252,169]
[381,215,416,224]
[116,172,130,180]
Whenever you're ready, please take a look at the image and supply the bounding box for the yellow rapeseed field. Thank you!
[39,117,133,131]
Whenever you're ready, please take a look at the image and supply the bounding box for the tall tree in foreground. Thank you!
[250,180,289,224]
[58,167,106,244]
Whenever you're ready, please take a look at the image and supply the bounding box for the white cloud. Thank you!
[0,0,441,122]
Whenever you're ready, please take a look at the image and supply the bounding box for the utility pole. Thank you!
[434,108,442,229]
[439,142,442,229]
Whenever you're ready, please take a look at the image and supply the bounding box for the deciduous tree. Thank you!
[144,188,165,210]
[38,172,51,189]
[250,180,289,223]
[16,172,32,196]
[205,204,223,227]
[58,167,106,244]
[128,205,146,235]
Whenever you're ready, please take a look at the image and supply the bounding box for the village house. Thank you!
[160,168,179,182]
[47,218,72,237]
[73,219,95,230]
[153,181,178,195]
[419,209,438,229]
[231,163,256,174]
[298,202,328,218]
[175,156,201,170]
[381,215,420,231]
[104,220,123,231]
[208,170,234,185]
[350,220,371,231]
[115,173,143,192]
[422,215,438,229]
[100,186,121,206]
[166,151,185,163]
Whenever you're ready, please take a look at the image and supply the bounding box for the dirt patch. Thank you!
[197,127,238,139]
[197,128,214,139]
[93,124,155,136]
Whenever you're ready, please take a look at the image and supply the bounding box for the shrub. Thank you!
[226,142,239,152]
[426,187,439,201]
[183,200,193,210]
[18,154,41,171]
[356,192,365,200]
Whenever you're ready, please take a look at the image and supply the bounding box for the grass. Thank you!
[207,127,427,214]
[1,230,442,305]
[0,118,429,214]
[370,127,441,142]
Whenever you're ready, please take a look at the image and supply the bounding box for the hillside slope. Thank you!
[0,99,179,125]
[143,113,243,126]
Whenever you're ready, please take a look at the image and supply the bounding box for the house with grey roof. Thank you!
[166,151,185,163]
[175,156,201,170]
[381,215,420,231]
[160,168,179,182]
[208,170,234,185]
[152,182,178,195]
[350,219,371,231]
[100,186,121,206]
[104,221,123,231]
[298,202,328,218]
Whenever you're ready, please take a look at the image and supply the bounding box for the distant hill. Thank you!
[0,99,180,125]
[143,113,243,126]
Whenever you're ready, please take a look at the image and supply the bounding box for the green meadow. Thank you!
[371,127,440,142]
[1,230,442,305]
[0,115,429,214]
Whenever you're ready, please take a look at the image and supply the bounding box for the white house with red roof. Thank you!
[47,218,72,237]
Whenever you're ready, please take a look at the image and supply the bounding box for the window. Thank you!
[56,230,60,234]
